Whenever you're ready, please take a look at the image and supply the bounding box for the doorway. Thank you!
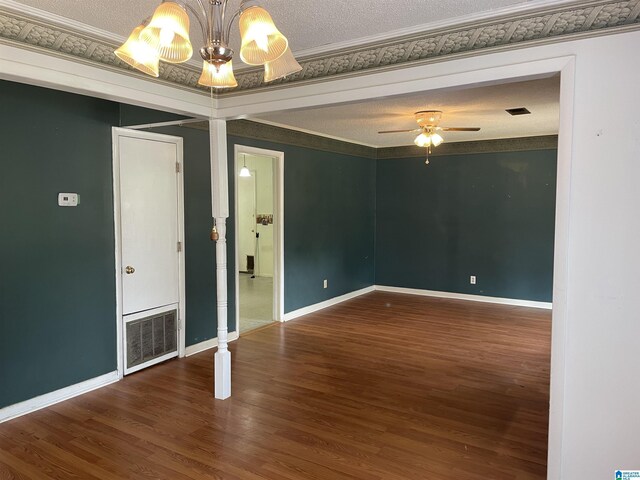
[112,128,186,377]
[234,145,284,334]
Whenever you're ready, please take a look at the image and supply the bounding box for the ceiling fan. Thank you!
[378,110,480,164]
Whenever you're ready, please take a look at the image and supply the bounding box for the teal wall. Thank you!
[227,136,376,313]
[0,79,554,411]
[375,150,557,302]
[0,81,119,408]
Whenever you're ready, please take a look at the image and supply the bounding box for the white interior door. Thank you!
[120,136,180,314]
[238,173,256,272]
[116,131,183,375]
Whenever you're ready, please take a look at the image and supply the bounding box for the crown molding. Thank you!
[184,120,557,159]
[377,135,559,159]
[1,0,639,96]
[188,119,378,159]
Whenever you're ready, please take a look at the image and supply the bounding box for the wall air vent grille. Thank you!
[126,310,177,369]
[506,107,531,116]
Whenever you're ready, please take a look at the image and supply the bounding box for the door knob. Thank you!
[125,266,135,274]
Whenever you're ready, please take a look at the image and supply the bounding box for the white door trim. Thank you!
[112,127,187,379]
[233,145,285,332]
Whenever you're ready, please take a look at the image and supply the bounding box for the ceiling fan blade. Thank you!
[378,129,420,134]
[440,127,481,132]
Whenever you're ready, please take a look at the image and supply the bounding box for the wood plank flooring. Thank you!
[0,292,551,479]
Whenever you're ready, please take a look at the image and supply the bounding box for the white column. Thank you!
[210,119,231,400]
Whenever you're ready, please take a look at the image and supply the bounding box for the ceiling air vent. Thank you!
[506,107,531,116]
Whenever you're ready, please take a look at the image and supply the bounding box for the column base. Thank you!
[214,349,231,399]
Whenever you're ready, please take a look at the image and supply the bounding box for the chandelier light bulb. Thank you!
[431,133,444,146]
[159,27,176,47]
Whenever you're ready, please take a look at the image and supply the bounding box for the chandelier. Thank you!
[115,0,302,89]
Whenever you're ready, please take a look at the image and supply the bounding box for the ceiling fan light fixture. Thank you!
[140,2,193,64]
[264,46,302,82]
[415,110,442,127]
[239,6,288,65]
[414,131,444,148]
[115,24,160,77]
[198,60,238,89]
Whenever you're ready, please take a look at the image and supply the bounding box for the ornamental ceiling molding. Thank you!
[1,0,639,96]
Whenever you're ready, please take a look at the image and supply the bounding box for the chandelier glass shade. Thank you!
[198,60,238,88]
[116,0,298,90]
[115,24,161,77]
[239,6,288,65]
[264,47,302,82]
[140,2,193,63]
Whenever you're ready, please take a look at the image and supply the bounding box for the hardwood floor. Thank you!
[0,292,551,479]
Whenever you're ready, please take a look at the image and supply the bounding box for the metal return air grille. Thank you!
[126,310,177,369]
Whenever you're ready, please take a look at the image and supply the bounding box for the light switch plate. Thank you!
[58,193,79,206]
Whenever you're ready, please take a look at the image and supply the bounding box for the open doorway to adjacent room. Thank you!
[234,145,284,335]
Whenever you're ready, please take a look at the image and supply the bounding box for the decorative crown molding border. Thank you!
[1,0,639,96]
[377,135,559,159]
[186,120,557,159]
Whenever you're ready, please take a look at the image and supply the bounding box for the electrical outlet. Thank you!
[323,279,328,289]
[470,275,477,285]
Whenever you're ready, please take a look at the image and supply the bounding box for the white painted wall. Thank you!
[236,154,274,277]
[554,33,640,479]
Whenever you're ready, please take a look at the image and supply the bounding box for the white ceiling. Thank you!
[252,75,560,147]
[17,0,534,60]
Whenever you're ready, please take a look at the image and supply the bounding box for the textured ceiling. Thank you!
[253,76,560,147]
[15,0,533,64]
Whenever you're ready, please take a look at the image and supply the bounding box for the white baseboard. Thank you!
[283,286,375,321]
[0,371,119,424]
[374,285,552,309]
[185,331,240,357]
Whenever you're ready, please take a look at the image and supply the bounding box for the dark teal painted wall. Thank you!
[0,81,119,408]
[375,150,557,302]
[227,136,377,313]
[0,80,554,411]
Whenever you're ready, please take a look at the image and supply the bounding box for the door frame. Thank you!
[112,127,187,379]
[234,144,285,332]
